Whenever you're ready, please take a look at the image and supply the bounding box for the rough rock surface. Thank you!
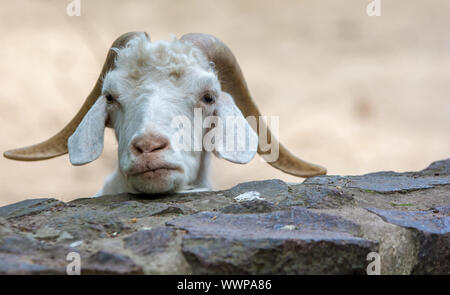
[0,159,448,274]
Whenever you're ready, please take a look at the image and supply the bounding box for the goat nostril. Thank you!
[131,142,144,155]
[135,145,144,154]
[152,142,168,153]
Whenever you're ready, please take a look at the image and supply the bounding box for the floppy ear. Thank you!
[212,92,258,164]
[68,98,107,165]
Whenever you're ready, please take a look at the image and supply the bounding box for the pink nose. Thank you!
[130,134,169,156]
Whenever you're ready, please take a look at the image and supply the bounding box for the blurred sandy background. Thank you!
[0,0,449,206]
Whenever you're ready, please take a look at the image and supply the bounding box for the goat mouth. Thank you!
[128,165,181,178]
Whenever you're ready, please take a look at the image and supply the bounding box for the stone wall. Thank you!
[0,159,448,274]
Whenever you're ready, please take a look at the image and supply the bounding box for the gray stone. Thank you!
[57,231,74,242]
[367,206,449,235]
[367,206,450,274]
[411,231,449,274]
[0,198,64,219]
[0,254,54,275]
[82,251,143,275]
[416,159,450,177]
[223,179,291,201]
[0,158,448,274]
[33,226,61,240]
[304,160,450,194]
[0,218,13,237]
[168,208,377,274]
[181,235,375,275]
[169,207,364,236]
[219,200,279,214]
[124,228,177,256]
[0,233,77,274]
[288,184,355,209]
[46,209,130,240]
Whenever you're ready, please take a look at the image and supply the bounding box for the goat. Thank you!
[3,32,326,196]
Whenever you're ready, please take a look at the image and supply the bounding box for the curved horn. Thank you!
[181,33,326,177]
[3,32,146,161]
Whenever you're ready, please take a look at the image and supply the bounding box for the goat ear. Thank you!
[211,92,258,164]
[68,98,107,165]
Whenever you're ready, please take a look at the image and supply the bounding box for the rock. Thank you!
[288,184,355,209]
[0,218,13,237]
[0,198,64,219]
[367,206,449,235]
[70,241,83,248]
[168,208,377,274]
[169,207,365,237]
[33,226,61,240]
[223,179,290,201]
[82,251,143,275]
[124,228,177,256]
[304,173,450,194]
[367,206,449,274]
[45,209,130,240]
[57,231,74,242]
[0,158,448,274]
[220,200,279,214]
[0,254,54,275]
[415,159,450,177]
[0,233,76,274]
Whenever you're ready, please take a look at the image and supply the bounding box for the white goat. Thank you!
[4,32,326,196]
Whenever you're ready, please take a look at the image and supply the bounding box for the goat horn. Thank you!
[3,32,146,161]
[181,33,326,177]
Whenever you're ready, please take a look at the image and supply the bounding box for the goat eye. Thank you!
[105,93,115,103]
[202,93,215,104]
